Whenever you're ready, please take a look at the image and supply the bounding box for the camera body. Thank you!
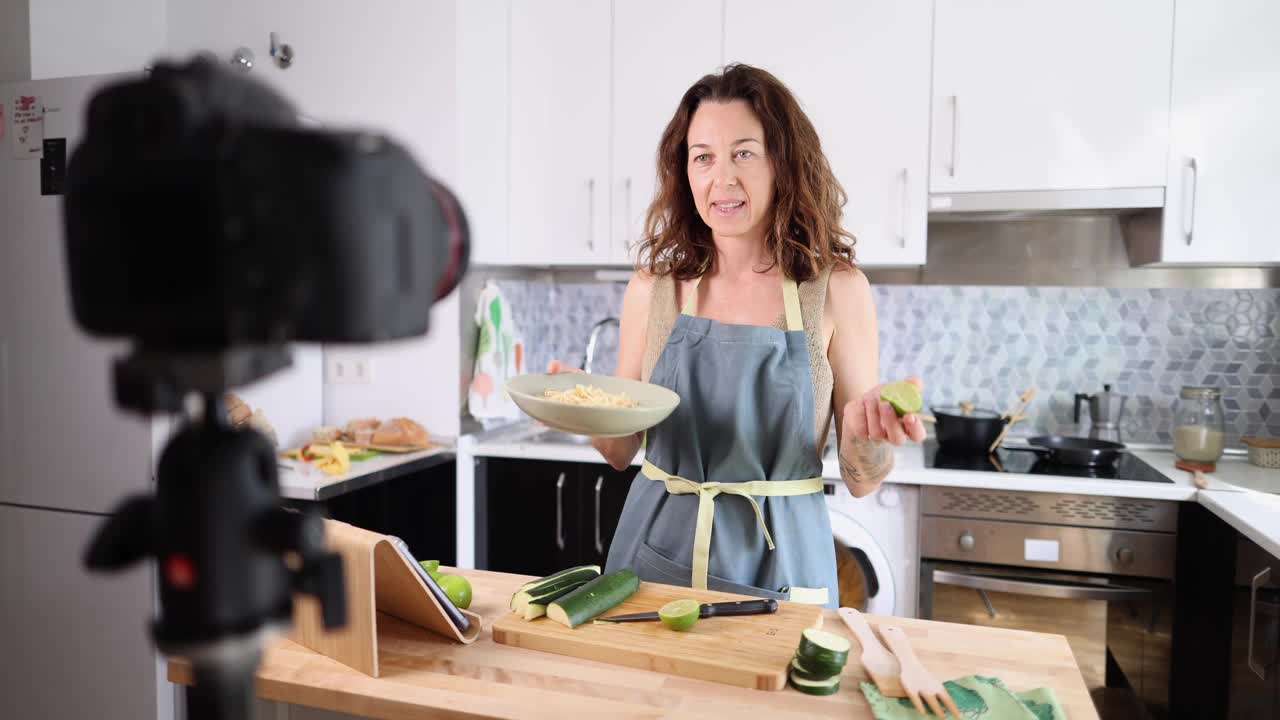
[63,57,467,352]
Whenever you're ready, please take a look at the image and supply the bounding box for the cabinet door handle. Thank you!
[1250,566,1272,680]
[897,169,909,248]
[586,178,596,252]
[948,95,959,178]
[1182,157,1198,246]
[593,476,604,555]
[623,176,633,256]
[555,473,566,551]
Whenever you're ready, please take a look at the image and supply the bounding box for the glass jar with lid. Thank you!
[1173,386,1226,463]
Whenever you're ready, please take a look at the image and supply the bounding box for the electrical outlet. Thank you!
[350,357,372,384]
[325,355,371,384]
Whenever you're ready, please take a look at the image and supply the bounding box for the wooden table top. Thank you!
[169,568,1097,719]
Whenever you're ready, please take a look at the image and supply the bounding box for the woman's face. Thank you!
[686,99,774,242]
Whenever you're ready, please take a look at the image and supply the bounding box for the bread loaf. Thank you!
[372,418,429,447]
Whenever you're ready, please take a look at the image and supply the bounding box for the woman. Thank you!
[550,64,925,607]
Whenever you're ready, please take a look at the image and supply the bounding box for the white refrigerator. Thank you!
[0,73,175,720]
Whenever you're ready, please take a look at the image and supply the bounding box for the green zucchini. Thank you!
[546,568,639,628]
[510,565,601,612]
[788,672,841,696]
[790,656,842,682]
[515,565,601,596]
[511,580,595,620]
[797,628,851,668]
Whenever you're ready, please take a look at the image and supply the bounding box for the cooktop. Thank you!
[922,439,1174,483]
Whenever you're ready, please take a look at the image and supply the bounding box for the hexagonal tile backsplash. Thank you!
[486,280,1280,446]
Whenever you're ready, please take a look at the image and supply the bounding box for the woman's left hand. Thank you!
[842,377,928,446]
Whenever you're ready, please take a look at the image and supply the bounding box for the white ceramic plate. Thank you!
[505,373,680,437]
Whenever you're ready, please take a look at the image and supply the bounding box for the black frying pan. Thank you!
[1025,435,1126,467]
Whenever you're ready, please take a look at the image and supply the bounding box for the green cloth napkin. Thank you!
[861,675,1066,720]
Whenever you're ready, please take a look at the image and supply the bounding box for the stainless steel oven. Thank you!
[919,487,1177,717]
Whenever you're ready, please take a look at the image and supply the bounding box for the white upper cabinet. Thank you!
[611,1,723,266]
[930,0,1173,194]
[725,0,932,266]
[457,0,511,265]
[507,0,612,265]
[1139,0,1280,265]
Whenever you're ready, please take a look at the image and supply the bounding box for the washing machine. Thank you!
[825,479,919,618]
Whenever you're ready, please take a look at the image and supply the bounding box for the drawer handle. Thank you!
[594,476,604,555]
[555,473,566,551]
[1250,567,1272,680]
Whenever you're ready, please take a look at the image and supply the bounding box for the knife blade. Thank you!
[598,599,779,623]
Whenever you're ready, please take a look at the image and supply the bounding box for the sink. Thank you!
[529,430,594,446]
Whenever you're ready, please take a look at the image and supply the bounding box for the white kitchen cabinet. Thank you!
[507,0,612,265]
[610,1,722,265]
[930,0,1172,195]
[1133,0,1280,266]
[724,0,932,266]
[0,505,158,720]
[457,0,511,265]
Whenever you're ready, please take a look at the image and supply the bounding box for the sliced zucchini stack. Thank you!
[509,565,601,620]
[547,569,640,628]
[789,628,850,696]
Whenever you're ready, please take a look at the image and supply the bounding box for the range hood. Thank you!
[928,187,1165,219]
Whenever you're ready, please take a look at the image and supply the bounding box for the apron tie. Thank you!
[641,460,824,591]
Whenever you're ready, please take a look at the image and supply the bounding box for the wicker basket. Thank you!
[1244,437,1280,469]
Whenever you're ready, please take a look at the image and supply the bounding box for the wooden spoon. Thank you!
[838,607,905,698]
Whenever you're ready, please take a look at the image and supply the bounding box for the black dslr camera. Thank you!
[66,57,468,720]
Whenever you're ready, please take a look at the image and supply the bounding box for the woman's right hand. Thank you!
[546,360,582,375]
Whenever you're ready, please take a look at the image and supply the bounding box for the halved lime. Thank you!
[659,599,701,631]
[880,380,922,416]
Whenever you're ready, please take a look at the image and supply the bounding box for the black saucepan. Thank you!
[931,405,1009,453]
[1025,435,1126,467]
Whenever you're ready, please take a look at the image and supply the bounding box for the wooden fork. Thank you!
[879,624,962,719]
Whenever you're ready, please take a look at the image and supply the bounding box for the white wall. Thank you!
[28,0,166,78]
[167,0,462,439]
[0,0,31,82]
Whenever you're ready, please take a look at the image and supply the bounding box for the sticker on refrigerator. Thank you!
[11,95,44,159]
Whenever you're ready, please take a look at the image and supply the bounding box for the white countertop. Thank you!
[1197,489,1280,560]
[278,444,454,501]
[459,422,1280,562]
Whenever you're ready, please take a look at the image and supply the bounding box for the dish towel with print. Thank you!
[861,675,1066,720]
[468,281,525,422]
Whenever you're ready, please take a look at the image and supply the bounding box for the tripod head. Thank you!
[66,56,469,719]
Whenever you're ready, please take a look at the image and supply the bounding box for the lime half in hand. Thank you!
[659,599,701,631]
[880,380,922,416]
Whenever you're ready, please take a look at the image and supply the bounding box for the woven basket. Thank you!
[1244,437,1280,469]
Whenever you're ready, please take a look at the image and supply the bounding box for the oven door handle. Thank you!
[933,570,1151,602]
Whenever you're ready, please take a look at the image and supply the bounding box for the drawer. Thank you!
[922,517,1175,579]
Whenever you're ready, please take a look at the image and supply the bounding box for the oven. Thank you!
[918,486,1177,717]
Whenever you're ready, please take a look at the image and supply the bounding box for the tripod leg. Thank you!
[187,649,260,720]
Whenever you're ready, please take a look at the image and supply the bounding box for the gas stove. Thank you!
[922,439,1174,483]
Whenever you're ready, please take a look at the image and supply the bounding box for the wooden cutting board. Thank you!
[491,580,824,691]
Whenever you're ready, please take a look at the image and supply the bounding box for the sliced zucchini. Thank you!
[789,672,841,696]
[510,565,601,611]
[797,628,851,668]
[511,579,593,620]
[790,656,842,682]
[547,569,639,628]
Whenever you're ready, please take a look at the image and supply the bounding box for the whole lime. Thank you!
[436,573,473,610]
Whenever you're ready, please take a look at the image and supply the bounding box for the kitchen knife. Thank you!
[598,598,778,622]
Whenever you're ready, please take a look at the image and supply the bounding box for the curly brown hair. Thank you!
[635,63,856,282]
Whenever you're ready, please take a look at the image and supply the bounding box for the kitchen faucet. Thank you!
[582,317,620,374]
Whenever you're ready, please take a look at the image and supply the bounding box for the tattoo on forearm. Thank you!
[839,438,893,485]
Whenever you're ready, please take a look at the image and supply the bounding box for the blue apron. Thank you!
[605,275,836,607]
